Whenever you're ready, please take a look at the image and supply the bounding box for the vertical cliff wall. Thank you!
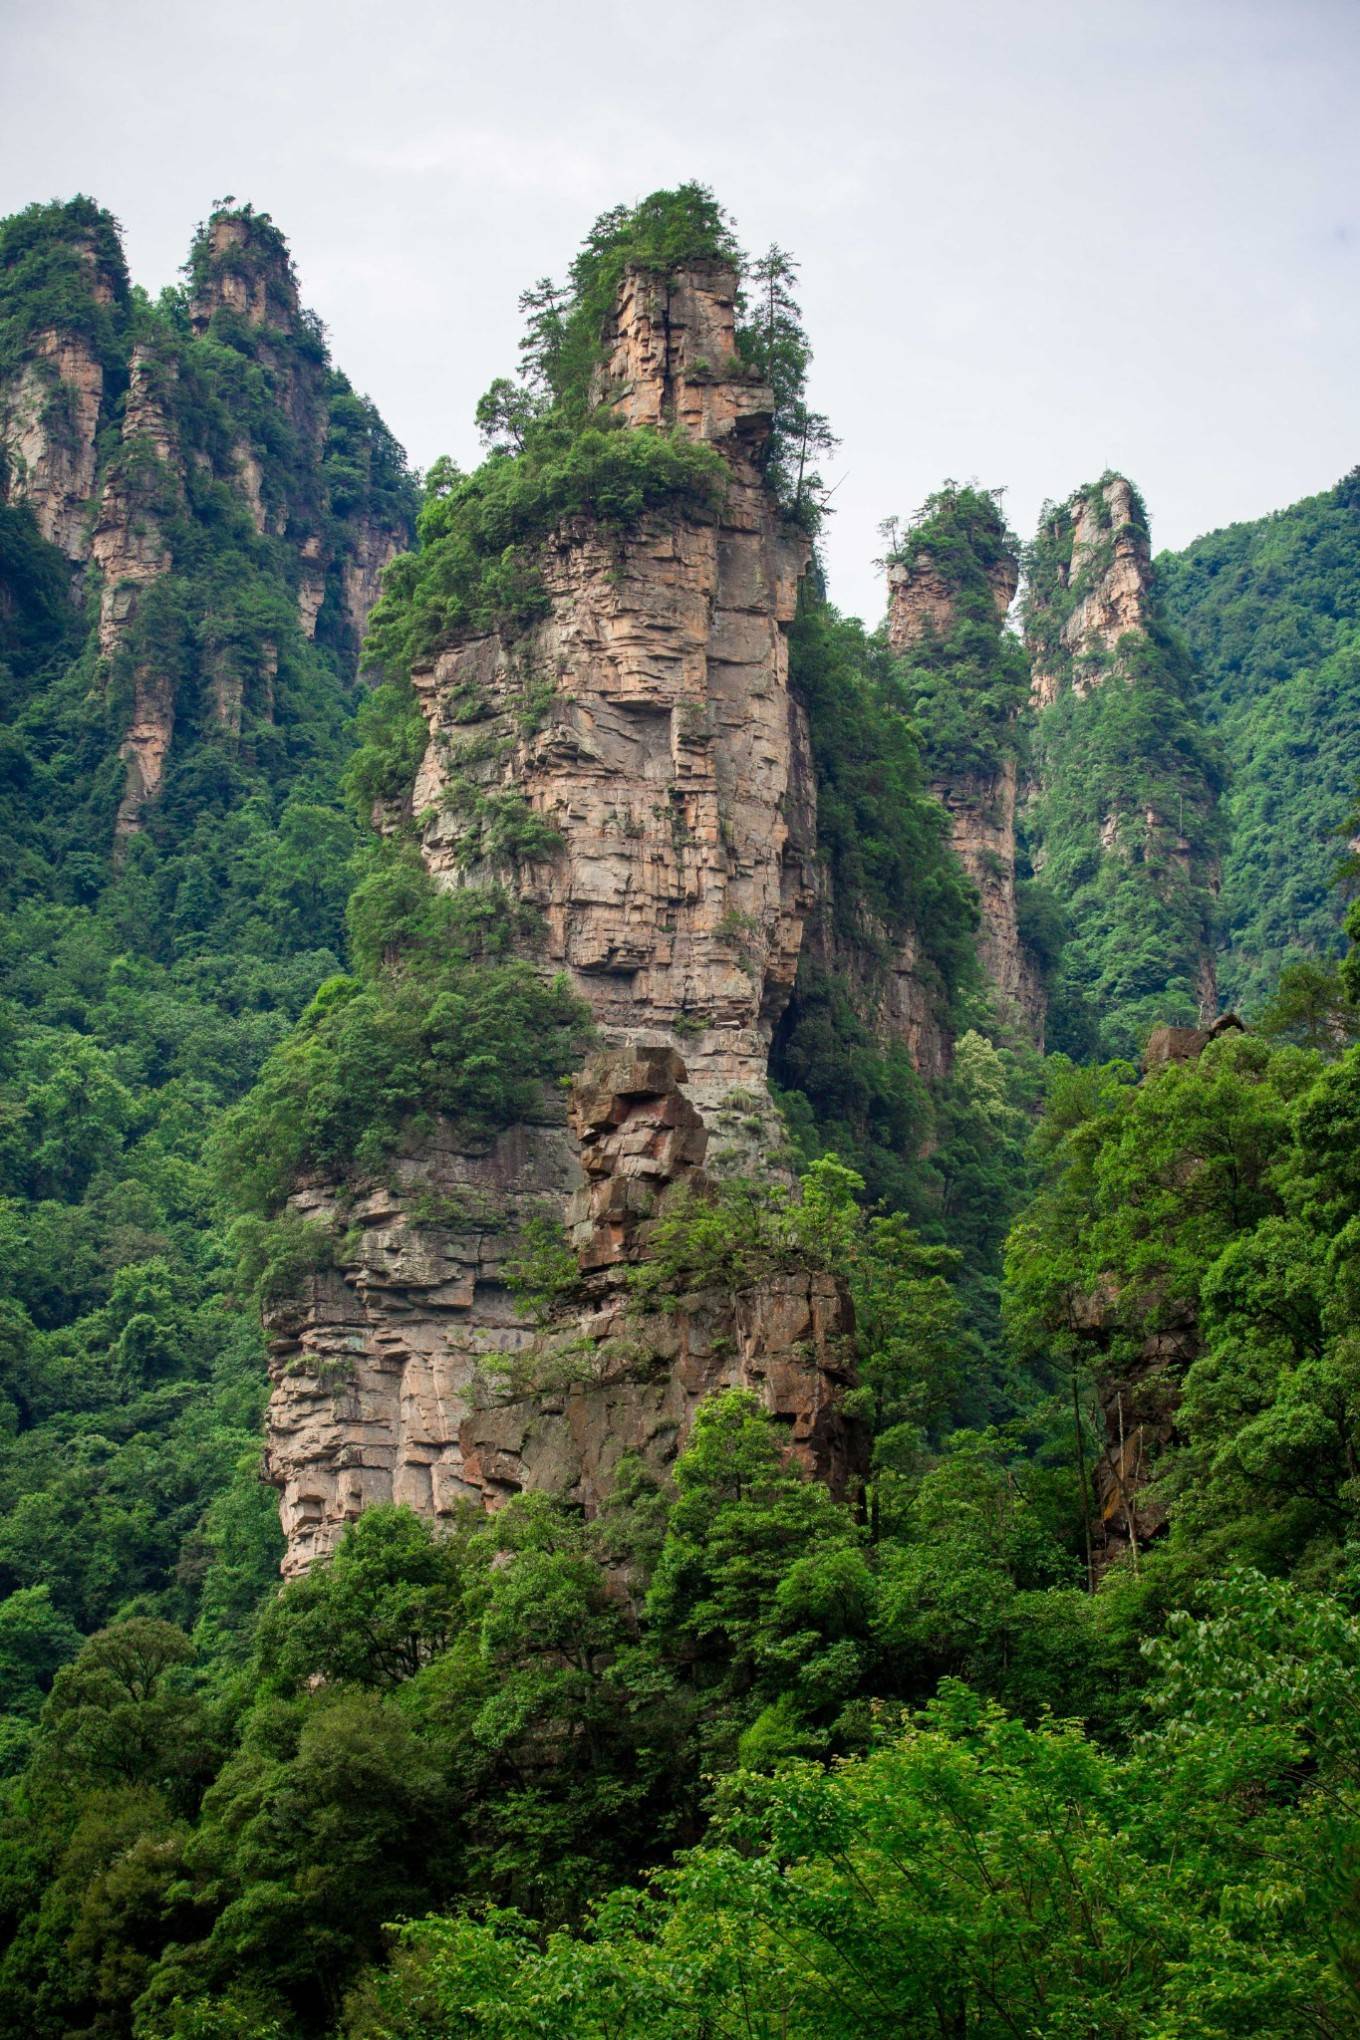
[409,261,815,1131]
[0,198,415,840]
[884,487,1045,1040]
[264,254,865,1574]
[0,212,123,561]
[1021,473,1223,1060]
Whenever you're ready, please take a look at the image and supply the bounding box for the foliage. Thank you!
[363,186,749,681]
[2,188,1359,2040]
[363,422,727,678]
[1022,480,1224,1059]
[882,483,1031,780]
[214,858,589,1214]
[737,244,838,529]
[1006,1027,1360,1585]
[788,588,976,958]
[0,195,129,381]
[0,194,415,1678]
[344,1604,1360,2037]
[1159,470,1360,1009]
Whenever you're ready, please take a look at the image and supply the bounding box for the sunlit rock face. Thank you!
[410,258,816,1126]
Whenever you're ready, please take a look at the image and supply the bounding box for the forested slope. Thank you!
[0,196,414,1691]
[1159,470,1360,1010]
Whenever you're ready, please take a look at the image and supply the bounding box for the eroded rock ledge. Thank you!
[265,1047,862,1576]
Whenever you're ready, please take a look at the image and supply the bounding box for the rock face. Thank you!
[341,521,402,647]
[887,547,1015,644]
[1029,475,1150,709]
[1,200,414,839]
[90,346,177,654]
[1067,1277,1193,1572]
[266,1047,861,1576]
[1023,474,1221,1036]
[887,527,1044,1039]
[266,259,868,1574]
[409,259,815,1128]
[1,328,107,559]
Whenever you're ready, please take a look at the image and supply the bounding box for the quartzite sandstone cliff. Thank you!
[888,532,1045,1039]
[265,259,869,1573]
[1028,475,1151,709]
[0,206,410,835]
[1023,474,1219,1025]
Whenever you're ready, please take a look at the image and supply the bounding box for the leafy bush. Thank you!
[216,956,589,1214]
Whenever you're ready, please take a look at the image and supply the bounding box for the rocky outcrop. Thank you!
[113,664,177,836]
[408,259,814,1130]
[0,221,121,559]
[1023,474,1221,1035]
[1029,475,1150,708]
[793,892,954,1086]
[264,258,871,1574]
[930,751,1043,1035]
[266,1047,861,1575]
[1143,1011,1243,1069]
[191,212,405,658]
[341,520,403,647]
[1,199,416,843]
[91,347,177,658]
[887,525,1044,1039]
[89,346,183,837]
[887,547,1015,644]
[1068,1277,1193,1571]
[1,329,106,559]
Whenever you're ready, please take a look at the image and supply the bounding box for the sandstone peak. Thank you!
[593,259,773,455]
[1029,472,1152,706]
[881,487,1042,1040]
[188,206,302,336]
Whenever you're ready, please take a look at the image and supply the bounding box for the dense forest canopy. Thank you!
[0,184,1357,2036]
[1159,470,1360,1011]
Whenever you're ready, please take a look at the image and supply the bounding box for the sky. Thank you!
[2,0,1357,623]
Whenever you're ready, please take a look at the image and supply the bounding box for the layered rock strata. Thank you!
[1,327,107,559]
[266,260,869,1572]
[266,1047,860,1576]
[409,260,815,1128]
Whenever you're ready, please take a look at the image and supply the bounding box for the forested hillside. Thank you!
[0,186,1357,2038]
[0,196,414,1685]
[1159,471,1360,1011]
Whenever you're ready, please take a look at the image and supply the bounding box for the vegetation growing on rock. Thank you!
[0,185,1358,2040]
[1159,469,1360,1010]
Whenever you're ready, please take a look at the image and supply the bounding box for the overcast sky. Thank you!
[3,0,1357,621]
